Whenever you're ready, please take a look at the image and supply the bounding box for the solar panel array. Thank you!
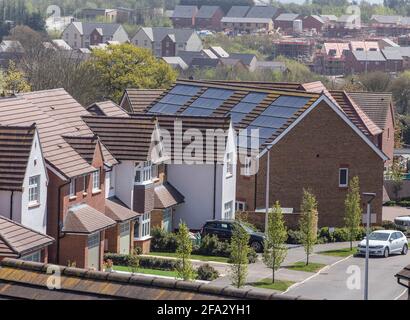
[229,93,267,124]
[182,88,234,116]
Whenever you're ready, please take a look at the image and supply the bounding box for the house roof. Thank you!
[196,6,221,19]
[350,41,379,52]
[0,216,54,258]
[0,258,301,300]
[82,114,231,162]
[347,92,393,129]
[202,49,218,59]
[87,101,129,117]
[307,15,325,24]
[210,46,229,58]
[172,5,197,19]
[140,27,196,43]
[62,135,118,167]
[178,50,206,65]
[120,89,164,114]
[51,39,72,51]
[0,93,95,179]
[221,17,272,24]
[384,46,410,58]
[71,22,123,36]
[163,56,189,70]
[0,125,36,191]
[62,204,116,234]
[255,61,287,72]
[381,48,403,61]
[190,57,220,68]
[275,13,300,22]
[154,182,185,209]
[105,197,140,222]
[229,53,256,66]
[371,15,402,24]
[351,50,386,61]
[0,40,24,53]
[320,15,338,22]
[226,6,250,18]
[246,6,279,19]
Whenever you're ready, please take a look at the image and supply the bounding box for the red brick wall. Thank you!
[105,225,120,253]
[237,100,384,228]
[303,16,324,32]
[59,234,87,268]
[381,104,395,166]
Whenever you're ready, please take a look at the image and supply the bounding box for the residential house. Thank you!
[81,8,118,22]
[381,48,404,73]
[0,125,53,263]
[344,50,387,74]
[119,89,164,113]
[141,80,387,229]
[303,15,325,33]
[370,15,410,36]
[83,113,237,230]
[162,56,189,71]
[273,38,316,60]
[171,5,198,28]
[220,17,273,34]
[245,5,282,20]
[326,15,361,37]
[62,22,129,49]
[209,46,229,58]
[131,27,202,57]
[0,40,25,68]
[195,6,224,30]
[274,13,301,34]
[314,42,350,75]
[226,6,251,18]
[383,46,410,70]
[0,89,139,270]
[229,53,258,71]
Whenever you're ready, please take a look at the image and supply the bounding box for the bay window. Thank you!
[134,212,151,239]
[135,161,155,184]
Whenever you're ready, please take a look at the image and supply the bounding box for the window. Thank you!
[21,251,41,262]
[135,213,151,239]
[223,201,233,220]
[226,152,233,177]
[87,233,100,248]
[119,222,130,236]
[236,201,246,212]
[29,175,40,205]
[83,175,88,193]
[135,161,153,184]
[339,168,349,187]
[244,157,252,176]
[92,170,100,191]
[69,179,76,197]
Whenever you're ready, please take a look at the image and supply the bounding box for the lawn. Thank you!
[113,265,178,277]
[250,278,295,292]
[147,251,229,263]
[285,262,326,273]
[318,248,358,257]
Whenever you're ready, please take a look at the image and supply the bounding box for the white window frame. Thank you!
[244,157,252,176]
[69,178,76,198]
[235,201,246,212]
[88,232,100,248]
[223,201,234,220]
[135,213,151,240]
[119,221,130,236]
[135,161,153,185]
[28,175,40,205]
[92,170,100,192]
[226,152,233,177]
[339,168,349,187]
[83,174,88,193]
[21,251,41,262]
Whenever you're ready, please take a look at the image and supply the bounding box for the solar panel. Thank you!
[270,96,310,108]
[242,93,267,104]
[201,88,234,100]
[160,94,192,105]
[261,106,298,118]
[230,112,247,123]
[251,116,287,128]
[170,85,201,96]
[149,103,181,114]
[182,107,214,116]
[231,102,257,113]
[191,97,223,110]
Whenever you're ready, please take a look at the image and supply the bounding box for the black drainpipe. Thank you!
[212,161,217,220]
[9,191,14,220]
[56,179,71,264]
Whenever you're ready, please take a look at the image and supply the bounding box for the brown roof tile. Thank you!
[0,125,35,191]
[0,217,54,258]
[154,182,184,209]
[0,258,306,300]
[62,204,116,234]
[105,197,140,222]
[87,101,129,118]
[121,89,164,113]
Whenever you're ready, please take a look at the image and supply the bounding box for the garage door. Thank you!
[87,233,100,269]
[119,222,130,255]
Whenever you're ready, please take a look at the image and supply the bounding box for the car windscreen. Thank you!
[368,232,390,241]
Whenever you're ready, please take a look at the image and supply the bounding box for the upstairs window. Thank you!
[29,175,40,205]
[135,161,153,184]
[339,168,349,188]
[226,152,233,177]
[92,170,100,191]
[223,201,234,220]
[69,178,76,198]
[83,174,88,193]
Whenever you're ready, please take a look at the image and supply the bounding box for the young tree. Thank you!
[229,223,250,288]
[344,176,362,250]
[390,160,404,201]
[87,43,177,102]
[299,189,319,265]
[263,201,288,283]
[176,221,195,281]
[128,249,140,274]
[1,61,30,96]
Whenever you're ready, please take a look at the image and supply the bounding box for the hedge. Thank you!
[104,253,178,271]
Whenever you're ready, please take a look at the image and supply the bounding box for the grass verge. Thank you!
[285,262,326,273]
[318,247,358,257]
[148,251,229,263]
[250,278,295,292]
[113,265,178,277]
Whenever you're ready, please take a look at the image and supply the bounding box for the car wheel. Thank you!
[383,247,390,258]
[402,244,408,255]
[251,241,263,253]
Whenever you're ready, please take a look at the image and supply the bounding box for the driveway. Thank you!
[285,252,410,300]
[383,206,410,221]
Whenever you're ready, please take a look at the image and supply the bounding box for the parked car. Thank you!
[394,216,410,233]
[201,220,265,252]
[358,230,408,258]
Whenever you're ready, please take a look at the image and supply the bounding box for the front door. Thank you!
[87,233,100,270]
[119,222,130,254]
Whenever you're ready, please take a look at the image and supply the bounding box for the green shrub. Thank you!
[150,227,178,252]
[104,253,177,271]
[287,229,303,244]
[196,264,219,281]
[384,201,396,206]
[318,227,334,243]
[397,200,410,207]
[195,234,231,257]
[104,253,130,266]
[333,228,350,242]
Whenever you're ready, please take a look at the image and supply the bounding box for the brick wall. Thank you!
[105,225,120,253]
[236,211,301,231]
[237,100,384,228]
[382,104,395,167]
[134,238,151,254]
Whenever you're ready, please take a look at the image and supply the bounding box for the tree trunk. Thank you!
[306,253,309,266]
[272,268,275,283]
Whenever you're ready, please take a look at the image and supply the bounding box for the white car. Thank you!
[358,230,408,258]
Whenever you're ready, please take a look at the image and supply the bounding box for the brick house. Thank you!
[138,80,387,229]
[0,89,140,270]
[303,15,325,33]
[195,6,224,30]
[314,42,349,75]
[172,5,198,28]
[344,50,387,74]
[274,13,301,33]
